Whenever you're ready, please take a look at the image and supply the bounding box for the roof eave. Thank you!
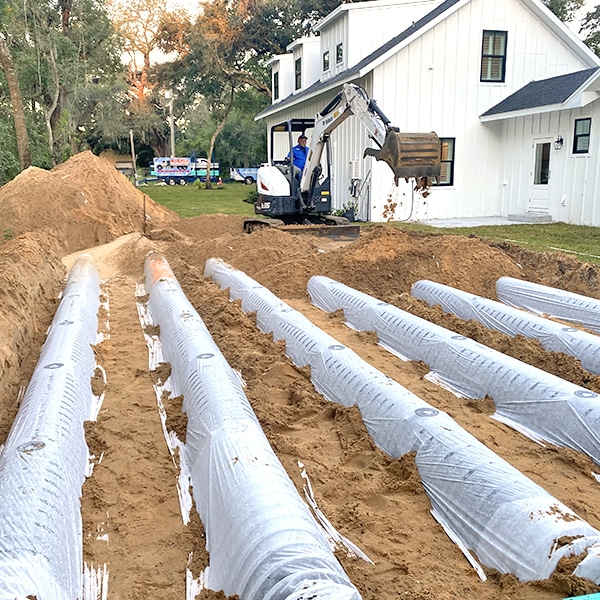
[254,75,363,121]
[526,0,600,68]
[480,103,566,122]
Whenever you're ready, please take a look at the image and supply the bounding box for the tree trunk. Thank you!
[0,37,31,170]
[45,46,61,164]
[59,0,73,36]
[205,84,235,189]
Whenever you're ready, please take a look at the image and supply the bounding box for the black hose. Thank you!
[319,92,343,116]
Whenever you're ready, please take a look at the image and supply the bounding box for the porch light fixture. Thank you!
[553,135,564,150]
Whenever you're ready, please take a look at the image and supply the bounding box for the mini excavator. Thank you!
[243,83,441,239]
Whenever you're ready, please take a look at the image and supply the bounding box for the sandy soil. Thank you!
[3,151,600,599]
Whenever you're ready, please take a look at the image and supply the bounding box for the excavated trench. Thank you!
[5,152,600,599]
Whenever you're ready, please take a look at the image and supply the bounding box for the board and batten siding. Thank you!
[319,17,348,80]
[364,0,596,222]
[262,0,599,222]
[500,107,600,226]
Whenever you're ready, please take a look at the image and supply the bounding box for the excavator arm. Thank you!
[300,83,441,191]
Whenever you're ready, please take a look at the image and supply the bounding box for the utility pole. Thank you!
[165,90,175,157]
[129,129,138,187]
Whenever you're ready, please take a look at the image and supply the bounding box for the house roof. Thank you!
[480,67,600,121]
[256,0,600,121]
[256,0,465,119]
[314,0,432,32]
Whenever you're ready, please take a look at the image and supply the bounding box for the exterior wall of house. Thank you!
[269,55,295,103]
[317,0,442,79]
[288,38,321,92]
[262,0,600,223]
[319,16,348,80]
[364,0,597,222]
[499,105,600,226]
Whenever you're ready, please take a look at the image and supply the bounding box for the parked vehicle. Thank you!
[230,167,260,185]
[151,157,220,185]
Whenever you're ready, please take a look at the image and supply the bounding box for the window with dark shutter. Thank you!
[481,31,507,83]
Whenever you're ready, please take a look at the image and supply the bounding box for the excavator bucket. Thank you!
[364,130,441,185]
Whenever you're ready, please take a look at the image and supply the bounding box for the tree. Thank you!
[107,0,169,102]
[542,0,583,22]
[152,0,347,181]
[0,35,30,169]
[581,5,600,56]
[0,0,127,165]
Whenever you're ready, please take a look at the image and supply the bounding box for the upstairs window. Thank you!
[336,42,343,64]
[323,50,330,72]
[432,138,455,186]
[295,57,302,90]
[573,118,591,154]
[273,71,279,101]
[481,30,507,82]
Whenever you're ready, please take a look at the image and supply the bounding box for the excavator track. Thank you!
[243,217,360,242]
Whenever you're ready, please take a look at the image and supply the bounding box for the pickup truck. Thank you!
[229,167,259,185]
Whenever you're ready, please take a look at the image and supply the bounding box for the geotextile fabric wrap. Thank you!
[204,258,600,584]
[412,279,600,374]
[308,275,600,468]
[144,253,360,600]
[496,276,600,334]
[0,255,101,599]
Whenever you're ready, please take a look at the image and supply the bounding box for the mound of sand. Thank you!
[0,151,177,253]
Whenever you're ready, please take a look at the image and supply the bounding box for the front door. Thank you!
[529,140,551,213]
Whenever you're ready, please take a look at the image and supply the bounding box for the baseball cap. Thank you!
[298,134,308,140]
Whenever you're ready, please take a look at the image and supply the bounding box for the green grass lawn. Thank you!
[141,180,600,265]
[141,180,256,218]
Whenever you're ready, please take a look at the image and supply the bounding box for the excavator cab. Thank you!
[254,118,333,221]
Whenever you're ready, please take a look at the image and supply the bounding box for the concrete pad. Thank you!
[420,217,519,228]
[508,213,553,223]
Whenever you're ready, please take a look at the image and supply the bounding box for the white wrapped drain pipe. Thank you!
[308,275,600,467]
[204,258,600,584]
[497,276,600,334]
[0,254,101,599]
[144,252,360,600]
[411,279,600,374]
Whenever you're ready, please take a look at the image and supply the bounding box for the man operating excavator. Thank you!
[286,134,309,179]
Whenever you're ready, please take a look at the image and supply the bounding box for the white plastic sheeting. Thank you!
[204,257,600,584]
[411,279,600,374]
[0,254,101,600]
[144,252,360,600]
[497,276,600,334]
[308,275,600,467]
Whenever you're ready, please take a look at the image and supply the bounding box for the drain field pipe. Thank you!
[411,279,600,374]
[308,276,600,467]
[0,254,101,599]
[497,276,600,334]
[204,258,600,584]
[144,252,360,600]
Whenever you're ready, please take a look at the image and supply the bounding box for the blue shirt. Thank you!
[290,144,309,171]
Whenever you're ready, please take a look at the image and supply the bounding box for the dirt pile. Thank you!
[0,151,177,254]
[3,151,600,599]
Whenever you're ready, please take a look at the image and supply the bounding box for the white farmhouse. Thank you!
[255,0,600,225]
